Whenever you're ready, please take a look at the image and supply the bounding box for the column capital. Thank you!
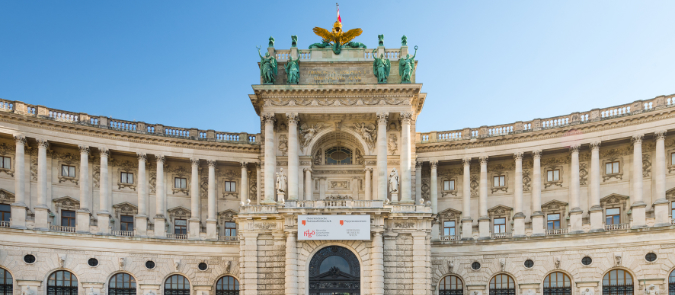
[590,141,601,150]
[98,147,110,157]
[532,150,542,158]
[462,157,471,165]
[36,138,49,149]
[207,159,217,167]
[632,134,644,144]
[479,156,489,164]
[78,145,90,155]
[155,154,165,163]
[513,152,524,160]
[137,153,147,161]
[400,112,413,123]
[430,160,438,168]
[190,158,200,166]
[13,134,26,145]
[655,130,667,140]
[415,160,422,169]
[305,167,313,172]
[241,161,249,168]
[376,112,389,124]
[569,145,580,153]
[262,113,276,124]
[363,167,372,172]
[255,162,261,168]
[285,113,299,124]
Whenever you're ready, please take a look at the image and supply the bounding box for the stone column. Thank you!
[478,156,490,239]
[76,145,91,233]
[304,168,312,200]
[412,231,428,295]
[135,153,148,236]
[96,148,111,234]
[262,113,276,204]
[371,231,384,295]
[531,150,544,236]
[430,161,438,213]
[34,139,49,231]
[285,231,298,295]
[400,112,413,203]
[241,162,248,202]
[654,131,670,226]
[255,162,261,204]
[153,155,166,238]
[364,168,372,200]
[589,142,604,232]
[10,135,27,229]
[569,145,583,233]
[189,158,200,238]
[462,157,473,239]
[415,161,422,204]
[631,134,647,228]
[377,112,388,201]
[319,178,326,199]
[513,152,525,237]
[206,160,217,240]
[242,232,258,295]
[287,113,299,200]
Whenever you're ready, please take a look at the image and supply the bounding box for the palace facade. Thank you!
[0,35,674,295]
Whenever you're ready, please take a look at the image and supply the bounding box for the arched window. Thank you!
[215,276,239,295]
[109,273,136,295]
[164,275,189,295]
[0,268,12,295]
[543,272,571,295]
[325,147,352,165]
[668,269,675,295]
[439,275,463,295]
[489,274,515,295]
[47,270,78,295]
[603,269,633,295]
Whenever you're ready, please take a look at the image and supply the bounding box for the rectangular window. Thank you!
[606,161,620,174]
[120,215,134,231]
[672,153,675,166]
[671,202,675,218]
[61,210,76,227]
[120,172,134,184]
[493,176,505,187]
[443,221,456,236]
[443,180,455,191]
[0,157,10,169]
[547,214,560,230]
[174,219,187,235]
[174,178,187,189]
[606,208,621,225]
[61,165,76,177]
[493,217,506,233]
[0,204,10,222]
[224,181,236,192]
[547,169,560,182]
[224,222,237,237]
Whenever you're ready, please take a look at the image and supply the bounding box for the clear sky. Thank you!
[1,1,674,134]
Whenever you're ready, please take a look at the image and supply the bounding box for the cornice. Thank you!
[0,112,261,154]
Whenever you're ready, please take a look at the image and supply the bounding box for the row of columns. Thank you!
[427,131,670,239]
[9,137,252,240]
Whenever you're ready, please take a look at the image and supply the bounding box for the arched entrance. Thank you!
[309,246,360,295]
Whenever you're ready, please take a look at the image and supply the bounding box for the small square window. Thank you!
[120,172,134,184]
[0,157,11,169]
[493,176,505,187]
[0,204,10,222]
[606,208,620,225]
[174,219,187,235]
[547,170,560,182]
[224,181,236,192]
[547,214,560,229]
[224,222,237,237]
[61,165,76,177]
[672,153,675,166]
[175,177,187,189]
[606,161,620,174]
[671,202,675,217]
[493,217,506,233]
[443,221,456,236]
[443,180,455,191]
[61,210,76,227]
[120,215,134,231]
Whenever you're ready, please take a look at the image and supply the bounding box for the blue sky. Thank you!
[1,1,674,134]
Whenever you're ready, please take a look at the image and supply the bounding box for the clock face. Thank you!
[325,147,352,165]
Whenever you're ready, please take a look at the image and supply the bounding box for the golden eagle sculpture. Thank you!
[309,20,366,54]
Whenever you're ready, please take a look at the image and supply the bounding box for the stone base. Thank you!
[513,214,525,237]
[631,203,647,229]
[653,199,671,227]
[430,224,440,241]
[531,213,545,237]
[390,193,398,203]
[461,218,473,240]
[97,212,111,234]
[569,209,584,234]
[34,206,50,231]
[206,219,218,240]
[589,206,604,232]
[135,215,148,237]
[260,199,277,205]
[154,216,166,238]
[10,203,27,229]
[189,218,200,239]
[478,217,490,239]
[76,209,91,233]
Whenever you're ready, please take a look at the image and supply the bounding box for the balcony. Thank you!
[285,199,384,209]
[440,235,459,242]
[491,232,512,239]
[218,235,239,242]
[546,228,569,236]
[166,233,188,240]
[0,221,9,228]
[605,223,630,231]
[111,230,134,237]
[50,225,76,233]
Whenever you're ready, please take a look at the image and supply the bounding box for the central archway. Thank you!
[308,246,360,295]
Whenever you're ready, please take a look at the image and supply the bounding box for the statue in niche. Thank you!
[350,122,376,150]
[276,168,287,194]
[581,288,594,295]
[372,50,391,83]
[285,56,300,85]
[257,46,277,84]
[388,134,398,155]
[291,35,298,47]
[398,45,418,83]
[646,285,659,295]
[389,168,399,193]
[401,35,407,46]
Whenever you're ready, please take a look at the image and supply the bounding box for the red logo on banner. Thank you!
[303,230,316,238]
[301,220,306,226]
[340,220,344,226]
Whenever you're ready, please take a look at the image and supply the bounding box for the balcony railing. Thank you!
[605,223,630,231]
[240,205,278,214]
[219,235,239,242]
[50,225,76,233]
[285,200,384,209]
[546,228,569,236]
[166,233,188,240]
[111,230,134,237]
[0,221,9,228]
[440,235,459,242]
[491,232,512,239]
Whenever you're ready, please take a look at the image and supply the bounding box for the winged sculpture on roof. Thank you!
[309,20,365,54]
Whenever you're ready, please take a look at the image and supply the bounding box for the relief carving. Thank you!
[350,122,377,150]
[278,135,288,156]
[388,134,398,155]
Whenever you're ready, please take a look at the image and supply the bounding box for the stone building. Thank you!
[0,31,674,295]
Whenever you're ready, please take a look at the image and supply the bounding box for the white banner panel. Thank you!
[298,215,371,240]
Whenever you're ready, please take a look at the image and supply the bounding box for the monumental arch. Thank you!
[0,20,675,295]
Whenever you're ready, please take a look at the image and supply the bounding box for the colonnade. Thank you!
[8,136,254,240]
[427,131,670,239]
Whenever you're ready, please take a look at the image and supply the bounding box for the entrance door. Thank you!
[309,246,360,295]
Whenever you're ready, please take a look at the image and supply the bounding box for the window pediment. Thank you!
[541,200,568,213]
[53,196,80,212]
[488,205,513,217]
[439,208,462,221]
[600,193,629,210]
[0,189,15,204]
[112,202,138,216]
[217,209,238,221]
[168,206,191,220]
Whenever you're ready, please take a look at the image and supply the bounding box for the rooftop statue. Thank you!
[378,34,384,46]
[399,45,418,83]
[401,35,407,46]
[291,35,298,47]
[257,45,277,84]
[285,56,300,84]
[311,19,363,54]
[268,36,275,47]
[372,50,390,83]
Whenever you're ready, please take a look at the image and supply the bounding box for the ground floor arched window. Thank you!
[164,275,189,295]
[215,276,239,295]
[543,272,571,295]
[48,270,78,295]
[439,275,463,295]
[109,273,136,295]
[308,246,360,295]
[668,269,675,295]
[603,269,633,295]
[490,274,515,295]
[0,268,12,295]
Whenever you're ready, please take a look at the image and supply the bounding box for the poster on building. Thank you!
[298,215,371,240]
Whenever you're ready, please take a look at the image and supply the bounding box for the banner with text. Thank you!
[298,215,370,240]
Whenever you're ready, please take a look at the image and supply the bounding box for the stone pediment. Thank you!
[439,208,462,221]
[112,202,138,216]
[666,187,675,200]
[487,205,513,215]
[53,196,80,211]
[600,193,629,204]
[217,209,238,221]
[0,189,14,204]
[167,206,191,219]
[541,200,568,212]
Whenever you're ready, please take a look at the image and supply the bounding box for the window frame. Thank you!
[0,156,11,170]
[164,274,190,295]
[489,274,516,295]
[108,273,137,295]
[174,219,188,235]
[61,165,76,178]
[120,215,134,232]
[602,269,634,295]
[605,161,620,175]
[223,222,237,237]
[443,220,456,237]
[120,172,134,184]
[547,213,561,230]
[439,275,463,295]
[543,272,571,295]
[493,217,506,234]
[174,177,188,189]
[0,204,10,222]
[546,169,560,182]
[224,181,237,193]
[61,210,76,227]
[47,270,78,295]
[605,208,621,225]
